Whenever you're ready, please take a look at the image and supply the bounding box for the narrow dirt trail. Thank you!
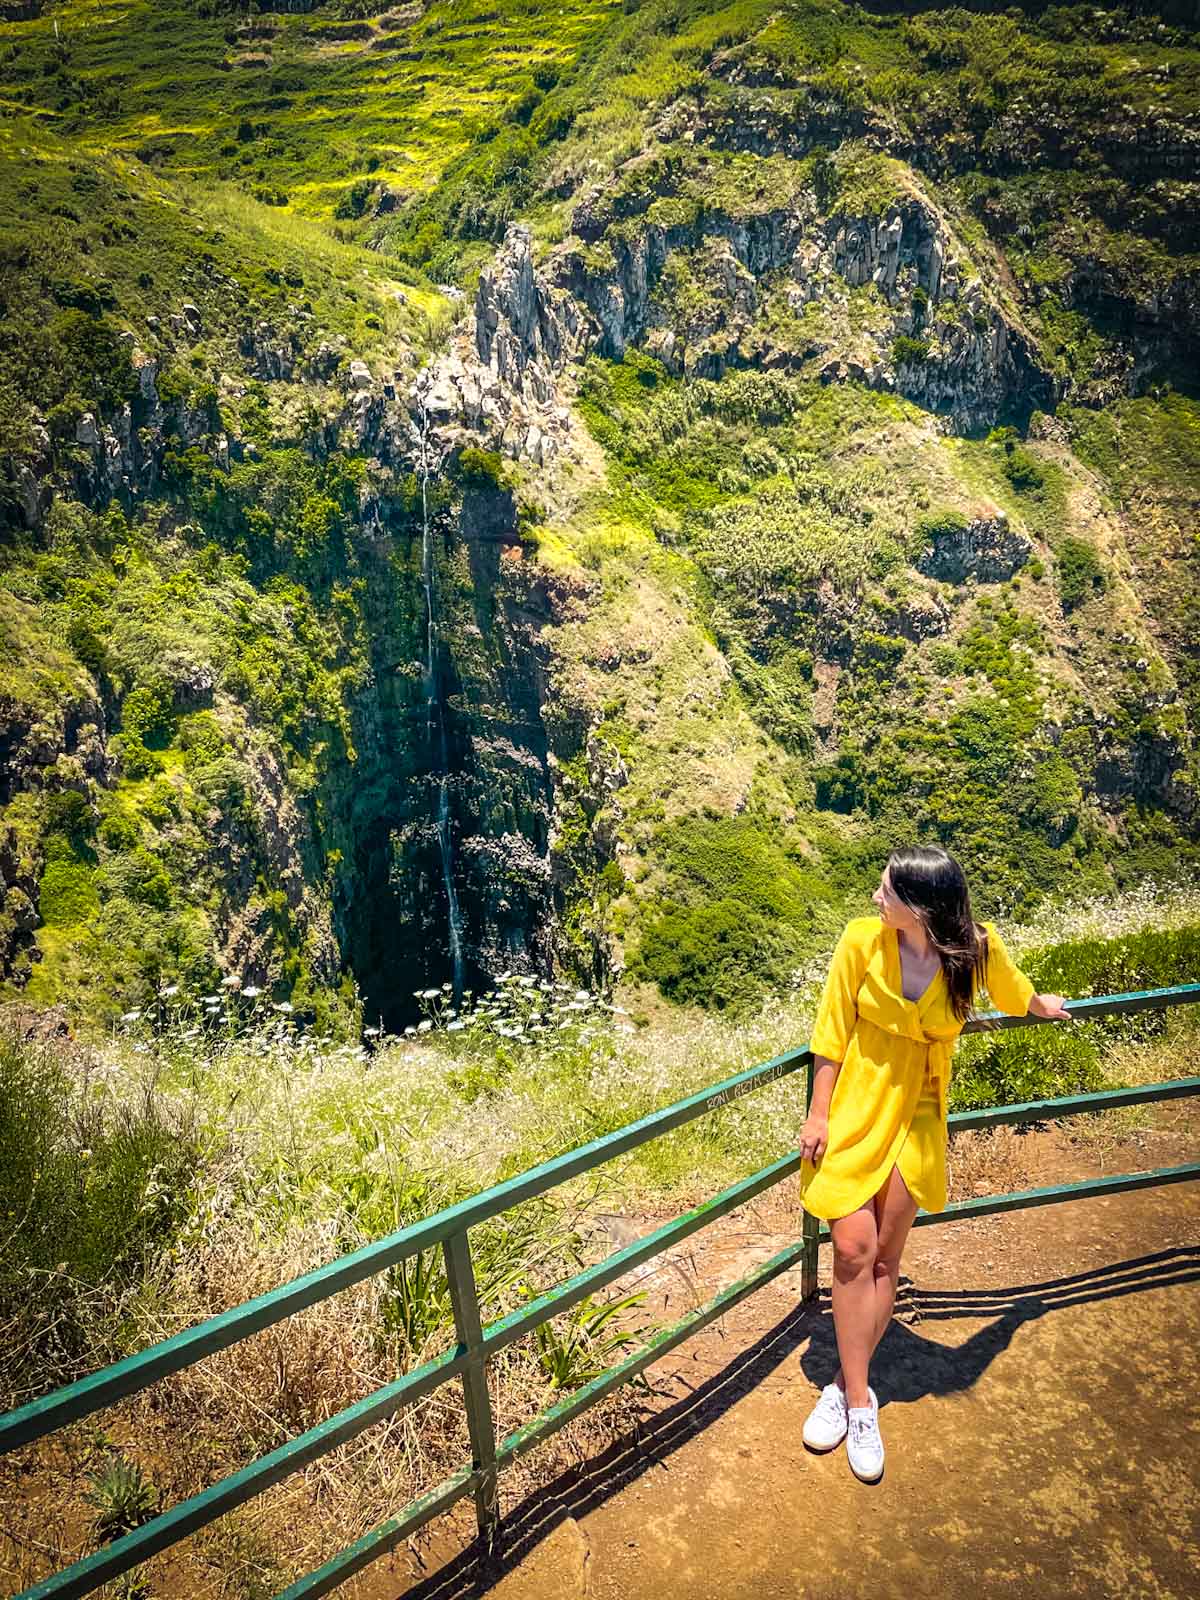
[374,1114,1200,1600]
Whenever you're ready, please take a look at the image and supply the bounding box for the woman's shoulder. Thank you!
[840,914,884,949]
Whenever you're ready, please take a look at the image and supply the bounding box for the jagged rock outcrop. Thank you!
[917,514,1032,586]
[548,184,1055,428]
[410,224,589,466]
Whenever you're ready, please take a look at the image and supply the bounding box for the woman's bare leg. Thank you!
[831,1165,918,1396]
[869,1164,919,1349]
[829,1199,878,1410]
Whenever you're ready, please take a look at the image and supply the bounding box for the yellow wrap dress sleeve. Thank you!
[799,915,1035,1221]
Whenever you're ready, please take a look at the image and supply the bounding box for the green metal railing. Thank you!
[5,983,1199,1599]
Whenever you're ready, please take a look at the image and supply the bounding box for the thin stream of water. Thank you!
[417,396,466,1001]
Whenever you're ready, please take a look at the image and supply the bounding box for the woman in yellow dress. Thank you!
[797,844,1071,1481]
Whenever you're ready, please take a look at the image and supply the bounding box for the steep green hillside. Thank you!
[1,0,1198,1028]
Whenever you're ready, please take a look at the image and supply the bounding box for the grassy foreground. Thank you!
[2,881,1199,1595]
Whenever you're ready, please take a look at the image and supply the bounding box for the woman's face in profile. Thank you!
[872,866,922,932]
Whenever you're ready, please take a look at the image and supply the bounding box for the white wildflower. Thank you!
[120,1009,141,1023]
[418,1020,433,1034]
[242,985,261,998]
[447,1020,465,1032]
[275,1001,294,1014]
[160,985,180,998]
[404,1026,417,1037]
[422,988,441,1000]
[220,974,241,988]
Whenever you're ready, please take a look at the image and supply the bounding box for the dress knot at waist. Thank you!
[858,1012,957,1119]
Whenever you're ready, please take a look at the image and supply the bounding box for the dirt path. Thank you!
[381,1112,1199,1600]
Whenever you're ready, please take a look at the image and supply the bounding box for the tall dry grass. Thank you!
[3,876,1198,1595]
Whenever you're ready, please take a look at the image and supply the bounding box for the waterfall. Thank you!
[416,396,466,1002]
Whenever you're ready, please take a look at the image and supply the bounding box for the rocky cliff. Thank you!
[0,0,1197,1025]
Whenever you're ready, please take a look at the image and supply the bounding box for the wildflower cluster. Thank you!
[115,976,305,1063]
[404,973,634,1054]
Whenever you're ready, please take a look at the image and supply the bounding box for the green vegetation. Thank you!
[1055,534,1108,612]
[1,4,1198,1591]
[0,1026,199,1391]
[891,335,929,367]
[0,0,1198,1030]
[954,922,1200,1111]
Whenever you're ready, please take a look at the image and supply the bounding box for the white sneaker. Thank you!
[802,1381,848,1451]
[846,1397,885,1482]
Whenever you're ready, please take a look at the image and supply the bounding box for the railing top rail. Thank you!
[2,982,1197,1456]
[961,982,1200,1032]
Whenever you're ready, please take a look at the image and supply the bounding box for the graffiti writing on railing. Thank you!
[706,1062,789,1112]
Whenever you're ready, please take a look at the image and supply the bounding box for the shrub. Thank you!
[633,900,794,1012]
[49,309,136,412]
[120,679,175,749]
[891,335,930,366]
[178,711,227,769]
[814,748,868,813]
[333,178,374,220]
[1056,535,1107,611]
[951,923,1200,1113]
[38,835,99,927]
[1003,446,1045,493]
[44,789,94,840]
[453,445,508,490]
[99,811,141,851]
[102,848,173,909]
[111,732,162,781]
[0,1027,199,1395]
[988,424,1045,494]
[916,508,969,544]
[68,614,109,675]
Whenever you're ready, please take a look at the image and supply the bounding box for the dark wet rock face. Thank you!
[917,516,1032,586]
[319,457,574,1029]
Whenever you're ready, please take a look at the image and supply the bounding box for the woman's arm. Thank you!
[799,1055,839,1163]
[800,922,867,1163]
[985,922,1071,1020]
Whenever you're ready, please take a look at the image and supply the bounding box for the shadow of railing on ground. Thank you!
[394,1244,1199,1599]
[799,1245,1200,1406]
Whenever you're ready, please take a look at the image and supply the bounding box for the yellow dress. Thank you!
[799,915,1036,1220]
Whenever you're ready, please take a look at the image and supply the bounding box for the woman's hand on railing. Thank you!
[798,1110,830,1164]
[1029,992,1072,1021]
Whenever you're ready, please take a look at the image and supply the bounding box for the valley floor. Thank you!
[376,1101,1200,1600]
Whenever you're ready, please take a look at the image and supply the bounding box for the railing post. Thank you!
[800,1056,820,1303]
[443,1231,500,1554]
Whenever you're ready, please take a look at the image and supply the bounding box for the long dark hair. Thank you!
[885,844,988,1023]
